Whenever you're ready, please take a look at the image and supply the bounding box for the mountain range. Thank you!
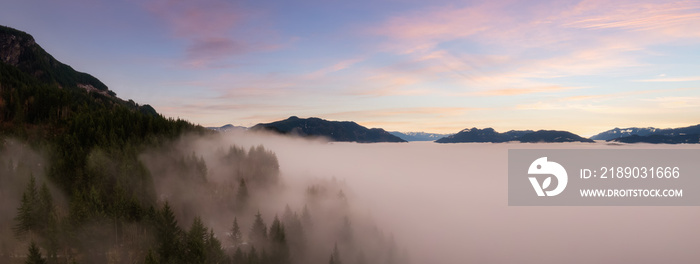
[594,124,700,144]
[250,116,407,143]
[206,124,248,132]
[435,128,593,143]
[389,131,452,141]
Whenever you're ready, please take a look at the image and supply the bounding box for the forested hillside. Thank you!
[0,25,404,264]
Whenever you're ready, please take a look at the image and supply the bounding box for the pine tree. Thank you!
[301,205,312,228]
[248,246,259,264]
[205,229,226,264]
[156,202,182,263]
[25,241,46,264]
[14,174,39,239]
[144,249,158,264]
[185,216,207,263]
[229,217,243,247]
[236,179,249,210]
[268,215,289,264]
[330,243,342,264]
[249,211,267,248]
[232,247,244,264]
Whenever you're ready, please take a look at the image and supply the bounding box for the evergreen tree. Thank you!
[206,229,226,264]
[236,179,249,210]
[282,210,305,259]
[330,243,342,264]
[268,215,289,264]
[301,205,312,228]
[229,217,243,247]
[259,248,270,264]
[14,174,39,239]
[25,241,46,264]
[144,249,158,264]
[249,212,267,248]
[185,217,207,263]
[232,247,244,264]
[248,246,259,264]
[156,202,182,263]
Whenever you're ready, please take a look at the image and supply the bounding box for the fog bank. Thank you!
[219,131,700,264]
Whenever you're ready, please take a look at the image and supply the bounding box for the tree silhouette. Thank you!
[269,215,289,264]
[249,212,267,248]
[185,216,207,263]
[156,202,182,263]
[14,174,39,239]
[229,217,243,247]
[236,179,249,211]
[25,241,46,264]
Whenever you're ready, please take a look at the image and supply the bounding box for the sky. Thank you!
[2,0,700,135]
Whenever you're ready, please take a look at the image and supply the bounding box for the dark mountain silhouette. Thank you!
[1,26,113,96]
[207,124,248,132]
[516,130,594,143]
[435,128,541,143]
[251,116,406,143]
[389,131,452,141]
[613,134,700,144]
[606,124,700,144]
[590,127,659,140]
[436,128,592,143]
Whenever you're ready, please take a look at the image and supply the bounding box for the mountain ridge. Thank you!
[251,116,406,143]
[389,131,452,141]
[435,127,592,143]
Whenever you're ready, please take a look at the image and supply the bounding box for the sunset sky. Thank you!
[2,0,700,135]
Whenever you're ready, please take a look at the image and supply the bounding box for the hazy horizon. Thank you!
[3,0,700,135]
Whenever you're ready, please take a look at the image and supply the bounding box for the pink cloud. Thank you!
[359,0,700,99]
[143,0,278,68]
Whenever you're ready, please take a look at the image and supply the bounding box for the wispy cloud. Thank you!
[143,0,280,68]
[305,58,366,79]
[473,85,580,96]
[366,0,700,99]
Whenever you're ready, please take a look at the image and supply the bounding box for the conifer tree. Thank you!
[206,229,226,264]
[185,216,207,263]
[331,243,342,264]
[14,174,39,239]
[248,246,259,264]
[229,217,243,247]
[232,247,244,264]
[269,215,289,264]
[301,205,312,228]
[236,179,249,210]
[250,211,267,248]
[25,241,46,264]
[156,202,182,263]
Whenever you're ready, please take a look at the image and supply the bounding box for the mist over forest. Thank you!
[0,130,409,264]
[4,126,700,264]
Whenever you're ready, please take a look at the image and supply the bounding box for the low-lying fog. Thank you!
[214,131,700,264]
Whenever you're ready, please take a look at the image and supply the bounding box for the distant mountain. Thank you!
[389,131,452,141]
[516,130,594,143]
[613,134,700,144]
[436,128,592,143]
[435,128,535,143]
[207,124,247,132]
[251,116,406,143]
[607,124,700,144]
[590,127,659,140]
